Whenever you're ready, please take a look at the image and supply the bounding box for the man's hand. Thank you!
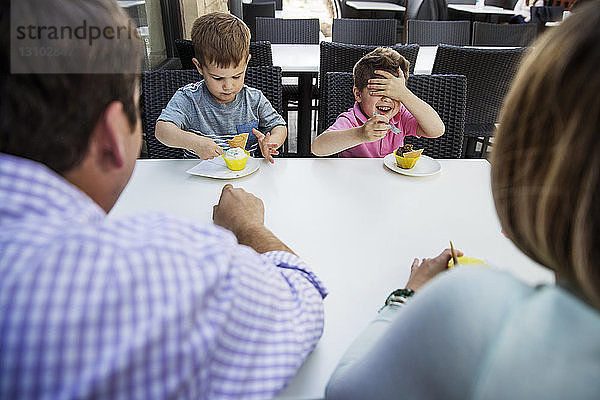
[360,113,390,143]
[194,136,224,160]
[252,128,280,163]
[405,248,464,291]
[213,184,264,235]
[367,69,408,102]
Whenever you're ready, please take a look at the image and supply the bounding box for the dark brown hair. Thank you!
[353,47,410,91]
[0,0,142,174]
[492,1,600,307]
[191,12,250,68]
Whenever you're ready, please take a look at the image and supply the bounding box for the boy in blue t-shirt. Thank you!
[156,12,286,163]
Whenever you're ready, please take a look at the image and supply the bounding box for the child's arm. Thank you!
[252,125,287,164]
[368,70,445,138]
[311,114,390,156]
[155,121,224,159]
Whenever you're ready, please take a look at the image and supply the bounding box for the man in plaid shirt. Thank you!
[0,1,326,399]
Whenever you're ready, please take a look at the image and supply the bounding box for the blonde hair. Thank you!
[353,47,410,91]
[492,1,600,307]
[191,12,250,68]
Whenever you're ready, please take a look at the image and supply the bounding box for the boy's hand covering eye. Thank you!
[252,128,279,164]
[367,69,406,101]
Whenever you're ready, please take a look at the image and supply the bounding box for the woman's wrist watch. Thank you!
[382,288,415,309]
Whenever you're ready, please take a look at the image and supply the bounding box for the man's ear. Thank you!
[92,101,126,171]
[353,86,362,103]
[246,53,252,66]
[192,58,203,74]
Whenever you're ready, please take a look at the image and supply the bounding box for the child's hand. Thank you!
[405,248,464,291]
[252,128,279,164]
[367,69,407,102]
[360,113,390,142]
[195,136,224,160]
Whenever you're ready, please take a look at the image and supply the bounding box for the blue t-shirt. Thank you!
[158,81,286,158]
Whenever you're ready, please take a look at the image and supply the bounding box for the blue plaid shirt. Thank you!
[0,153,327,400]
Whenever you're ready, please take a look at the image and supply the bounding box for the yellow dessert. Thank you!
[222,147,250,171]
[395,144,423,169]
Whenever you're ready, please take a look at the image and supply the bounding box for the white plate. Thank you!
[383,153,442,176]
[186,156,260,179]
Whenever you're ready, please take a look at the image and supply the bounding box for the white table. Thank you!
[448,4,516,15]
[346,1,406,12]
[110,158,554,400]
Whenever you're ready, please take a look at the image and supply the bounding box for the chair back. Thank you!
[407,20,470,46]
[318,41,419,132]
[332,18,397,45]
[545,0,574,9]
[242,2,275,40]
[407,0,448,20]
[472,21,538,46]
[323,72,466,158]
[175,39,273,68]
[252,0,282,11]
[530,6,564,23]
[141,66,283,158]
[431,44,526,134]
[256,17,320,44]
[484,0,504,7]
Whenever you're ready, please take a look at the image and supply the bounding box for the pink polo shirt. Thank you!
[326,102,419,158]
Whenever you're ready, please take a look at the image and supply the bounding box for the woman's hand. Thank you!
[405,248,463,291]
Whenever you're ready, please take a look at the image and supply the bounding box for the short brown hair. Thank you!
[1,0,142,174]
[353,47,410,91]
[492,1,600,306]
[191,12,250,68]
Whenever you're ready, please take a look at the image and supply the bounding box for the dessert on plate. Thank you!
[394,144,423,169]
[222,147,249,171]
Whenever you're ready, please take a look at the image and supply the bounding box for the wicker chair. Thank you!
[407,20,471,46]
[472,21,538,46]
[323,72,466,158]
[242,2,275,41]
[255,17,320,126]
[332,18,398,45]
[141,66,284,158]
[317,41,420,133]
[174,39,273,69]
[252,0,282,11]
[432,44,527,158]
[255,17,320,44]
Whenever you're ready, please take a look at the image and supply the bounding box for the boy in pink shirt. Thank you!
[311,47,445,158]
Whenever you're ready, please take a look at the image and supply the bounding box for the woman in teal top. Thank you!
[326,3,600,399]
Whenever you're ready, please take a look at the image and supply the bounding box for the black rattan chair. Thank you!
[255,17,320,44]
[252,0,282,11]
[317,41,420,133]
[472,21,538,46]
[432,44,526,158]
[255,17,320,125]
[407,20,471,46]
[332,18,398,45]
[141,66,284,158]
[175,39,273,69]
[323,72,466,158]
[242,2,275,40]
